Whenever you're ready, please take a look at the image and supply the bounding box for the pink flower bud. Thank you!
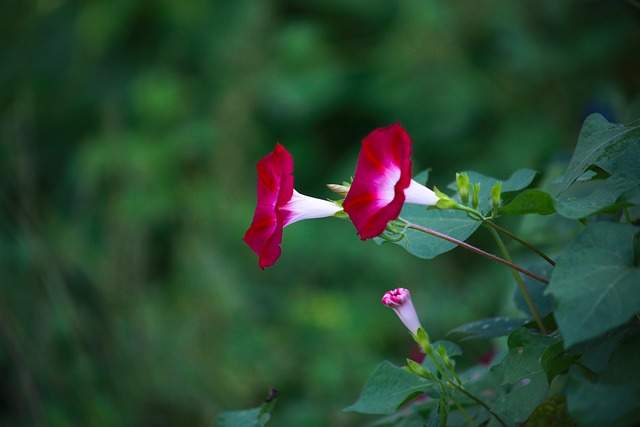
[343,123,438,240]
[381,288,422,335]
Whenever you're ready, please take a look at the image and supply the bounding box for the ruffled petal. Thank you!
[343,122,413,240]
[243,143,294,269]
[243,143,340,268]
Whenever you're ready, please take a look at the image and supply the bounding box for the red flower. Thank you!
[243,143,340,268]
[343,123,438,240]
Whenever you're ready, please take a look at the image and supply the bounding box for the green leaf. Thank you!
[216,390,277,427]
[541,341,577,383]
[396,412,429,427]
[554,172,640,219]
[569,321,632,374]
[500,189,555,215]
[216,408,263,427]
[344,361,436,415]
[545,222,640,346]
[566,334,640,427]
[557,113,640,194]
[447,317,529,341]
[491,328,559,423]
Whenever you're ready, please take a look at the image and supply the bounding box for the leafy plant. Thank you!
[228,113,639,426]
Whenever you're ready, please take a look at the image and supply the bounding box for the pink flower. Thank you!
[243,143,341,269]
[382,288,422,335]
[343,122,439,240]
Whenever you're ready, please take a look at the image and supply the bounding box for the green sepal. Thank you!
[414,327,431,352]
[436,199,458,210]
[433,185,451,200]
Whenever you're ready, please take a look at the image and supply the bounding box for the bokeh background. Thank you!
[1,1,639,426]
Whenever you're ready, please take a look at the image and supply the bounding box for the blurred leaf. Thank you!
[344,361,435,415]
[490,328,558,423]
[447,317,529,341]
[395,412,428,427]
[558,114,640,194]
[216,390,277,427]
[216,407,263,427]
[541,341,577,383]
[500,189,555,215]
[545,222,640,347]
[566,334,640,427]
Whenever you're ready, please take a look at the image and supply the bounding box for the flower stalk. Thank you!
[398,219,550,285]
[485,226,548,334]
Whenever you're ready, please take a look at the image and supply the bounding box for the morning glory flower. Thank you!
[243,143,341,269]
[342,122,439,240]
[381,287,422,336]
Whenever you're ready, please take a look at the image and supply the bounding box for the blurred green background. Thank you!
[1,1,639,426]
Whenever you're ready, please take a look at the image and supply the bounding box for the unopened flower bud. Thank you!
[381,288,422,336]
[326,183,350,197]
[406,359,431,379]
[491,181,502,210]
[471,182,481,210]
[456,173,470,206]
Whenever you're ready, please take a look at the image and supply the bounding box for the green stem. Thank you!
[484,220,556,267]
[452,398,477,427]
[422,345,507,427]
[453,203,556,267]
[399,219,549,285]
[576,361,597,381]
[486,226,548,334]
[455,386,507,427]
[623,208,633,224]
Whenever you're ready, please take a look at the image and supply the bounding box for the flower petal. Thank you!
[243,143,294,269]
[343,122,413,240]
